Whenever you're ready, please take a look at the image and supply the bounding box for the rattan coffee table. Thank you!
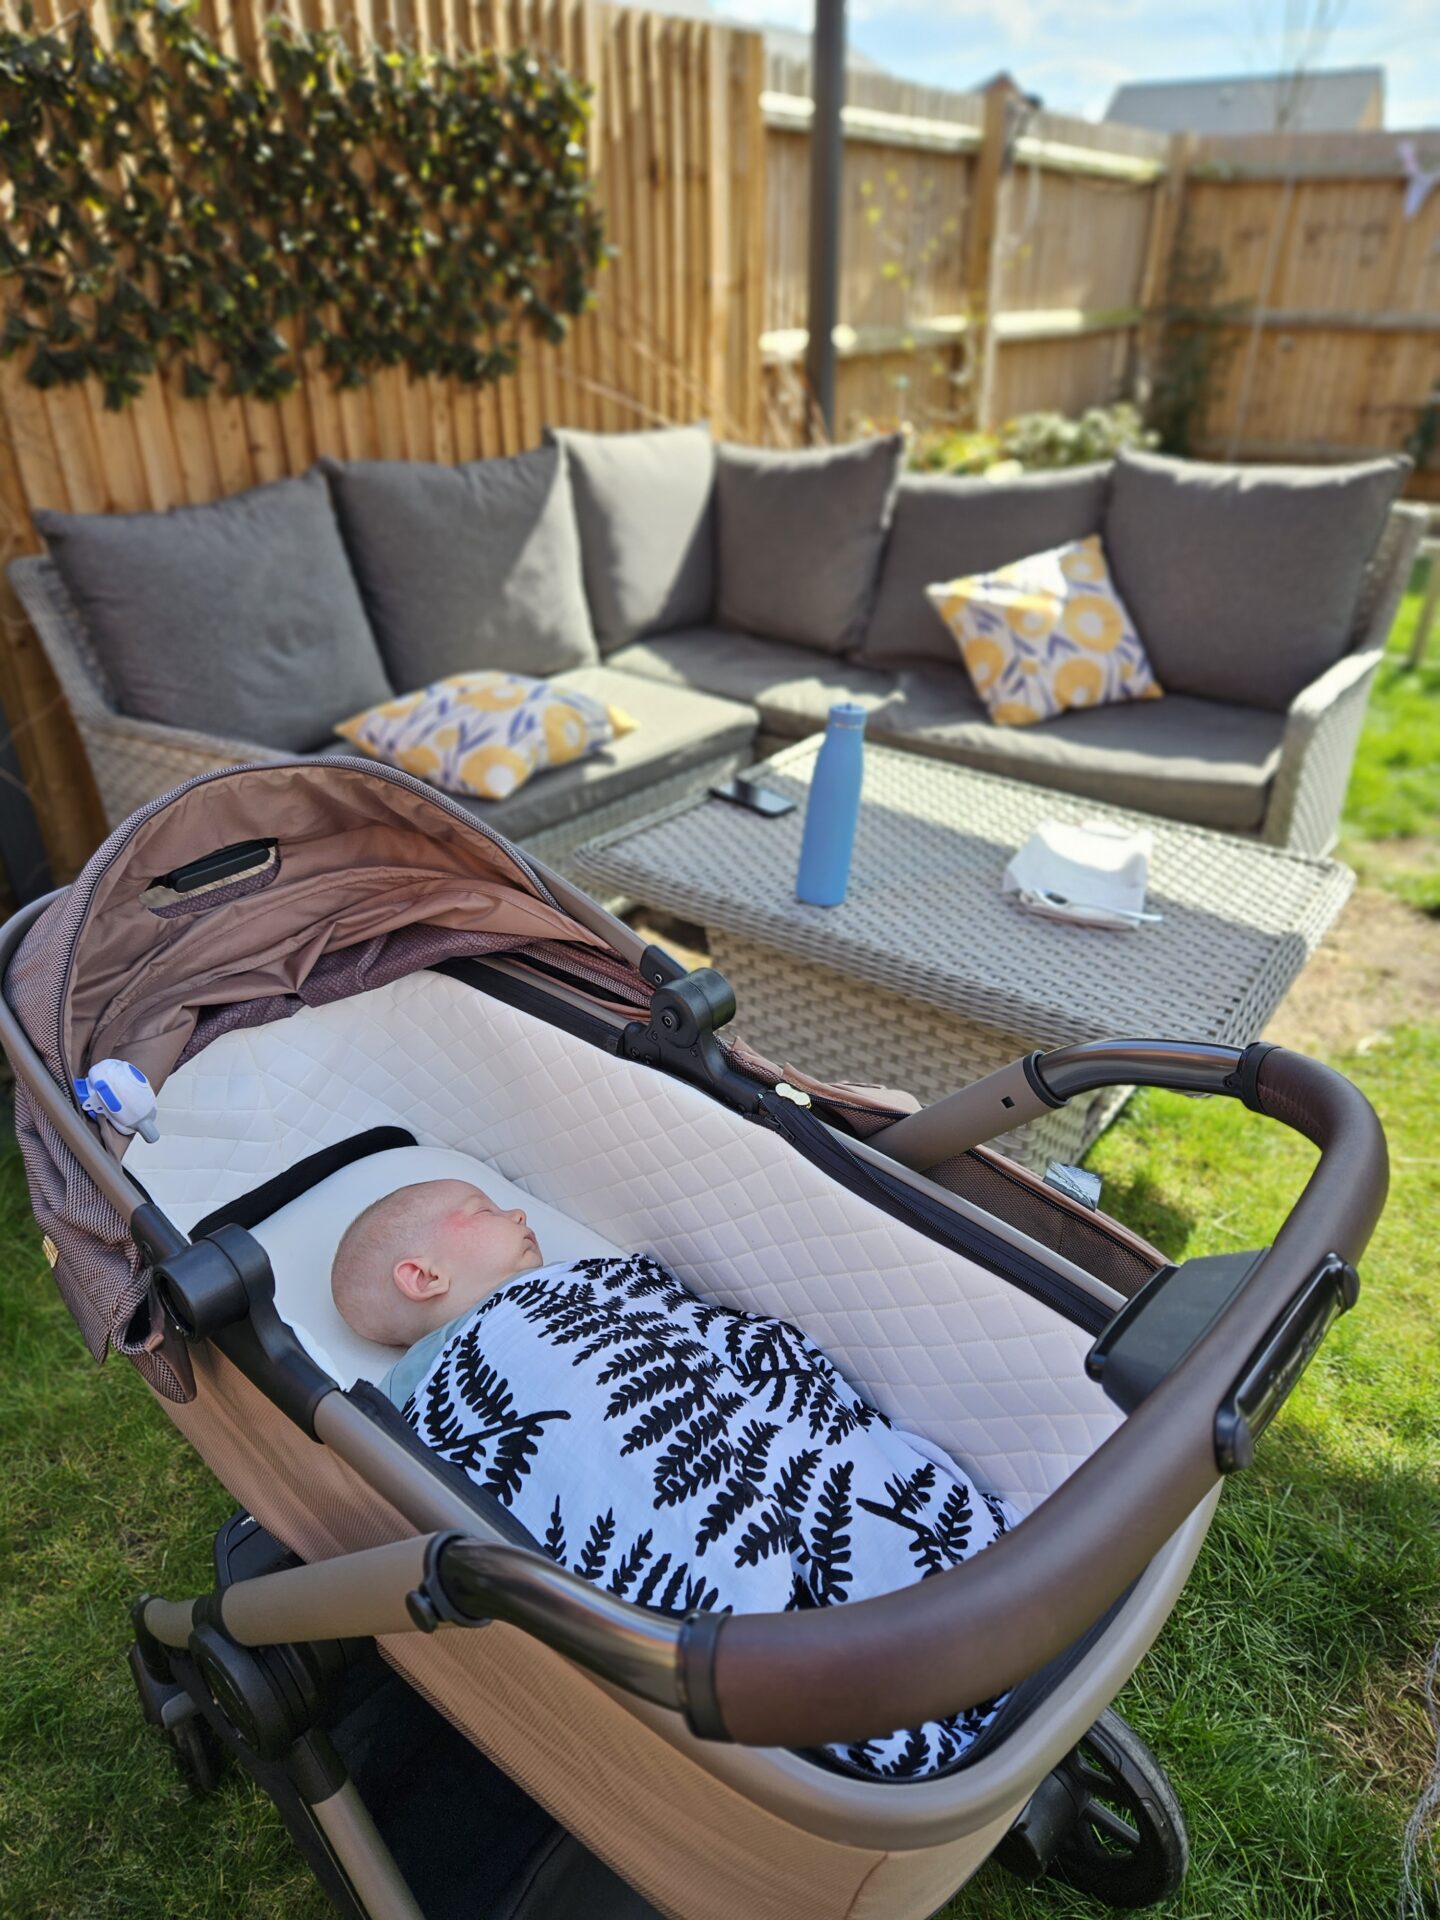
[572,739,1354,1168]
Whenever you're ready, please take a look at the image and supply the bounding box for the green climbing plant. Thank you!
[0,0,606,409]
[1144,218,1248,458]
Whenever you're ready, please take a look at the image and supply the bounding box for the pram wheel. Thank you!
[127,1629,229,1798]
[167,1709,227,1796]
[1046,1710,1188,1908]
[996,1709,1187,1909]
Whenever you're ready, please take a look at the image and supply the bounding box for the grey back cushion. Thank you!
[1104,447,1411,711]
[546,422,716,652]
[322,443,597,689]
[34,470,392,753]
[858,465,1111,668]
[716,433,906,654]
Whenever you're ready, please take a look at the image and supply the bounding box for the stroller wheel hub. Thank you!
[189,1622,347,1763]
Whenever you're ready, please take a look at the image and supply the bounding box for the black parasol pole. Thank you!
[804,0,845,442]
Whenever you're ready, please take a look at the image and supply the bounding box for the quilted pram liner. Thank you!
[2,758,1386,1920]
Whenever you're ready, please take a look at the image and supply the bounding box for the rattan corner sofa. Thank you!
[10,427,1425,869]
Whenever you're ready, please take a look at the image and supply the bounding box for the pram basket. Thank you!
[0,757,1386,1920]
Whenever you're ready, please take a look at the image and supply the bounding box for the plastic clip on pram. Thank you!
[74,1058,160,1143]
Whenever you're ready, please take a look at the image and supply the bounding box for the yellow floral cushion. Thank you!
[925,535,1163,727]
[337,671,635,801]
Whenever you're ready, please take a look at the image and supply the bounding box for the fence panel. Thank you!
[760,54,980,441]
[759,70,1170,443]
[1172,130,1440,494]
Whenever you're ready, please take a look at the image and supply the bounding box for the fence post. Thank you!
[964,82,1009,431]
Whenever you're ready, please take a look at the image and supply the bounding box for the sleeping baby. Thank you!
[331,1177,1016,1779]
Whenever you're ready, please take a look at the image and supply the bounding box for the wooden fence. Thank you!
[759,56,1173,442]
[1174,129,1440,495]
[757,62,1439,488]
[0,0,766,879]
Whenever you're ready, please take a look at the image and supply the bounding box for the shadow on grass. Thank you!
[1089,1164,1196,1260]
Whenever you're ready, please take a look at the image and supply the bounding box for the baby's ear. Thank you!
[393,1258,449,1304]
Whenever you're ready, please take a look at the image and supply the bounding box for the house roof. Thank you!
[1105,66,1384,134]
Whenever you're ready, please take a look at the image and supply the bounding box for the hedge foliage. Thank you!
[0,0,606,408]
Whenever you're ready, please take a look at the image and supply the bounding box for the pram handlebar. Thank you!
[678,1042,1387,1748]
[139,1531,690,1714]
[876,1036,1281,1169]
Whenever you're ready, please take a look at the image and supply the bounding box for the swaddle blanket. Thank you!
[402,1252,1017,1779]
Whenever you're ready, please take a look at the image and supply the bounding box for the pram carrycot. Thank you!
[0,757,1387,1920]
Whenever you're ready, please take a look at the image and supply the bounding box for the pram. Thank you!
[0,756,1387,1920]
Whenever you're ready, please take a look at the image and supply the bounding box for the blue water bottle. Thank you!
[795,703,866,907]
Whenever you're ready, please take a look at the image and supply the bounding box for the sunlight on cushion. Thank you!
[926,535,1163,728]
[337,670,633,800]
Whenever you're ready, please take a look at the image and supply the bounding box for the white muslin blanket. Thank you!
[1002,816,1156,930]
[402,1252,1019,1779]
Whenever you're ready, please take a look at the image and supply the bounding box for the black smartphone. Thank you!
[708,777,797,817]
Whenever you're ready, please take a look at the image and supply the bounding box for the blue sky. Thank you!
[707,0,1440,128]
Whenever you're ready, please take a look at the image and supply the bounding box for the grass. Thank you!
[1,575,1437,1919]
[1340,557,1440,914]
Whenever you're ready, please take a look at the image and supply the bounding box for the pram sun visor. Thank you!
[2,761,1388,1759]
[47,759,623,1096]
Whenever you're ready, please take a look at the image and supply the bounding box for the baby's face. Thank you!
[419,1180,544,1313]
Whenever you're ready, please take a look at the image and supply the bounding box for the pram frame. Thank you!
[0,760,1389,1914]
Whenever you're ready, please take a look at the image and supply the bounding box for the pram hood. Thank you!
[6,758,643,1381]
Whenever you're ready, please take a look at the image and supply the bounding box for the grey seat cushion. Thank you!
[322,444,597,690]
[858,465,1111,669]
[609,629,898,740]
[546,423,716,652]
[866,672,1285,833]
[365,667,757,842]
[612,630,1282,832]
[34,470,392,754]
[715,434,905,655]
[1104,448,1411,711]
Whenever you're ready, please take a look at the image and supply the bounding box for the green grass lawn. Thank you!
[2,578,1437,1919]
[1341,557,1440,914]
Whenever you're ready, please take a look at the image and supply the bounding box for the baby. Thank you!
[333,1178,1015,1781]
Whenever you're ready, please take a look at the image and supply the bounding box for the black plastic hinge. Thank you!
[621,968,767,1114]
[1226,1041,1279,1113]
[151,1225,336,1439]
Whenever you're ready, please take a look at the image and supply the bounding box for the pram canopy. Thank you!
[1,755,1388,1765]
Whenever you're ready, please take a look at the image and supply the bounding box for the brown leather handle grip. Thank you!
[688,1047,1387,1748]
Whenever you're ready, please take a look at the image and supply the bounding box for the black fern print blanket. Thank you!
[403,1253,1018,1779]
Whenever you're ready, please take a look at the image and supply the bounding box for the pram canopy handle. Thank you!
[133,1036,1384,1752]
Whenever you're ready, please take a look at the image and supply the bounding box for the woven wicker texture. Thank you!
[575,741,1353,1164]
[1262,502,1427,855]
[7,555,744,878]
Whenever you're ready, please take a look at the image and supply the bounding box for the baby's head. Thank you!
[331,1178,543,1348]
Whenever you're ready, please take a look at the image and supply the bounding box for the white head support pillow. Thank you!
[250,1144,625,1388]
